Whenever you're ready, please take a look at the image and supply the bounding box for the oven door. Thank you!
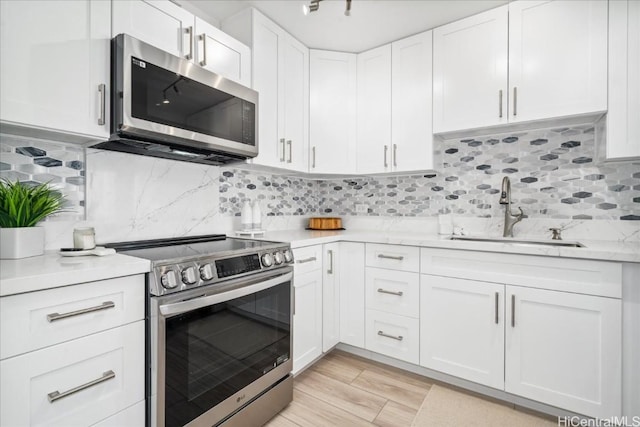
[151,268,293,427]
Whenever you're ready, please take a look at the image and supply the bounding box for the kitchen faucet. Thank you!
[498,176,524,237]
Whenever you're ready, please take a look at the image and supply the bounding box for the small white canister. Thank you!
[73,227,96,250]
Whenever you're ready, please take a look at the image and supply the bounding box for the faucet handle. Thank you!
[549,227,562,240]
[515,206,524,219]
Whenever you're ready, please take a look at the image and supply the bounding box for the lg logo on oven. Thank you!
[236,394,246,403]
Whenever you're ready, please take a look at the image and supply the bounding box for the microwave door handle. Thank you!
[159,271,293,316]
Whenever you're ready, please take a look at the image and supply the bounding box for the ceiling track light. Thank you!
[303,0,352,16]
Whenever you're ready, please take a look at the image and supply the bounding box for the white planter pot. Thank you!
[0,227,45,259]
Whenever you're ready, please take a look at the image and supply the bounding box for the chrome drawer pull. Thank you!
[377,288,403,297]
[47,301,115,322]
[97,83,106,125]
[378,330,403,341]
[495,292,499,324]
[184,26,193,60]
[511,294,516,327]
[48,370,115,403]
[377,254,404,261]
[327,249,334,274]
[199,34,207,66]
[296,256,317,264]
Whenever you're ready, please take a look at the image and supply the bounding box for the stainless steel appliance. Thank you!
[107,235,293,427]
[92,34,259,165]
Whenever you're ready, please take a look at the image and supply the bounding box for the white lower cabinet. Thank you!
[420,248,623,418]
[322,243,340,352]
[339,243,365,348]
[292,267,323,374]
[0,321,145,427]
[505,287,621,418]
[420,275,504,389]
[365,309,419,365]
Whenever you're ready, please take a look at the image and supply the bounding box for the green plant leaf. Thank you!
[0,179,67,228]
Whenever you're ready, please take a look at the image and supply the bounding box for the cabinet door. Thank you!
[433,5,508,133]
[251,13,285,168]
[281,36,309,172]
[309,50,357,174]
[194,17,251,86]
[111,0,193,59]
[0,0,110,138]
[322,243,340,352]
[293,269,323,374]
[508,0,607,123]
[420,275,504,389]
[339,243,365,348]
[356,44,392,174]
[607,0,640,160]
[506,287,621,418]
[391,31,434,172]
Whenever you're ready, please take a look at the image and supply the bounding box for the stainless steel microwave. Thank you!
[92,34,258,165]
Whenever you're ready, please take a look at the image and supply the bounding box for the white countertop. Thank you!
[0,251,151,297]
[256,229,640,263]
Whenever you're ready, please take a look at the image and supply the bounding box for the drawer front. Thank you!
[293,245,323,275]
[365,309,419,364]
[420,248,622,298]
[93,401,145,427]
[0,321,145,427]
[1,275,145,360]
[365,267,419,318]
[366,243,419,272]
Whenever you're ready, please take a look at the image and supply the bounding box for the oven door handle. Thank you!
[158,271,293,316]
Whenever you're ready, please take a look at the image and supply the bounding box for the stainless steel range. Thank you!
[107,234,294,427]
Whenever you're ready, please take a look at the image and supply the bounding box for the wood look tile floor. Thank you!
[265,350,432,427]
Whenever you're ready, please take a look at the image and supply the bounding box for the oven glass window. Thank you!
[131,57,255,146]
[164,281,290,427]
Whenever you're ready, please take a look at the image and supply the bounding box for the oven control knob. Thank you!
[261,253,274,267]
[161,270,178,289]
[200,263,215,281]
[283,249,293,263]
[181,266,198,285]
[273,251,284,265]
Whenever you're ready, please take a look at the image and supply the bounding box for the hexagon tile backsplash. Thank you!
[0,133,84,220]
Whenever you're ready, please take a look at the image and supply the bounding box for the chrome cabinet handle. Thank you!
[378,330,403,341]
[185,26,193,60]
[287,140,292,163]
[48,370,115,403]
[377,254,404,261]
[511,294,515,327]
[393,144,397,167]
[47,301,115,322]
[296,256,317,264]
[97,84,106,126]
[327,249,333,274]
[513,87,517,116]
[312,146,316,169]
[384,145,388,168]
[377,288,403,297]
[279,138,285,162]
[498,90,503,118]
[495,292,499,324]
[199,34,207,66]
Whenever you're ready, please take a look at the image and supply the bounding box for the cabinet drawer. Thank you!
[420,248,622,298]
[0,275,145,360]
[365,309,419,364]
[93,401,145,427]
[365,267,419,318]
[293,245,323,275]
[0,321,145,427]
[366,243,419,272]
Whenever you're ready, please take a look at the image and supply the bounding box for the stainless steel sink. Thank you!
[449,236,585,248]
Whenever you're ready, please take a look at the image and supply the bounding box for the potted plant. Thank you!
[0,179,65,259]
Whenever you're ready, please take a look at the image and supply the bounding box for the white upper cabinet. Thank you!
[356,45,393,174]
[309,50,357,174]
[223,9,309,172]
[508,0,607,123]
[0,0,110,138]
[113,0,250,86]
[606,0,640,160]
[433,5,508,133]
[391,31,434,172]
[433,0,607,134]
[193,17,251,87]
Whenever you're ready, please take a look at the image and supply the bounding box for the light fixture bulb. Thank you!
[162,98,170,104]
